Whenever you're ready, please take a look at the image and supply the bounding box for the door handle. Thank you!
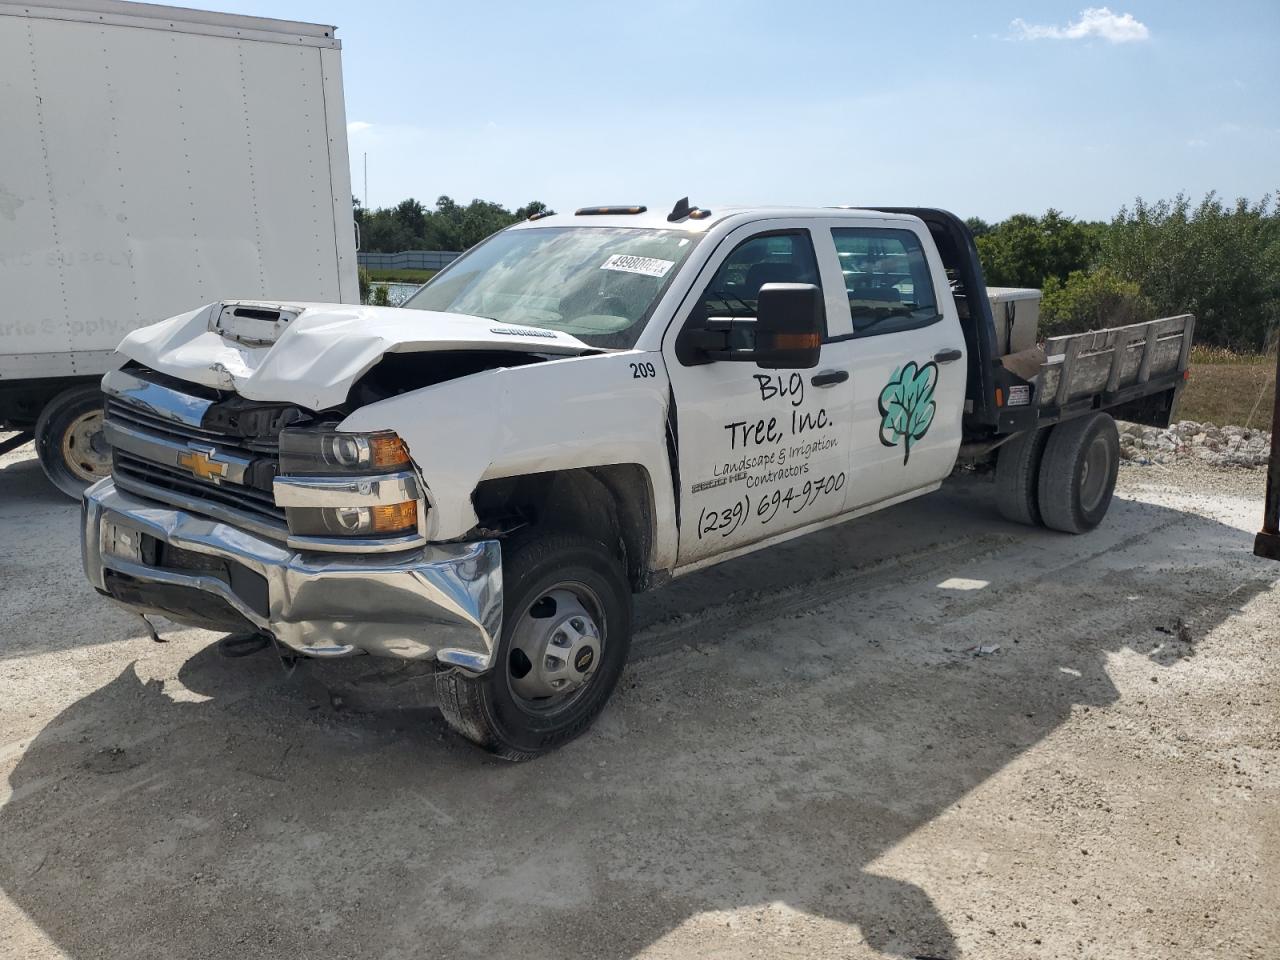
[934,348,963,364]
[810,369,849,387]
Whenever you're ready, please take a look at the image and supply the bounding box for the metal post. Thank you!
[1253,346,1280,560]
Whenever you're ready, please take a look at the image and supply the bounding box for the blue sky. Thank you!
[203,1,1278,222]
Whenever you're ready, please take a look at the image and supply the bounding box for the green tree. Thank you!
[976,209,1101,288]
[356,195,556,254]
[391,198,428,238]
[1099,192,1280,350]
[360,214,415,253]
[515,200,552,220]
[965,216,992,238]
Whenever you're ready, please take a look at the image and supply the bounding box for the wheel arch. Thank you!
[471,463,661,592]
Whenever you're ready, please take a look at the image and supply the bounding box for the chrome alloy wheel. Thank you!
[506,584,604,714]
[61,409,110,483]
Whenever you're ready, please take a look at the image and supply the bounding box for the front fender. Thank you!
[338,351,678,568]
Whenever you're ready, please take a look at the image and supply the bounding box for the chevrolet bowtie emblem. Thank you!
[177,447,228,483]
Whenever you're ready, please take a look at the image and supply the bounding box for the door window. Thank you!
[832,228,940,336]
[697,230,822,322]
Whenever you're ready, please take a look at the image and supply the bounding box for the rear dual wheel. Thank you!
[1038,412,1120,533]
[434,532,632,761]
[995,412,1119,534]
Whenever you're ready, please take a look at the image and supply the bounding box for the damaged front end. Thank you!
[83,363,503,671]
[81,299,601,668]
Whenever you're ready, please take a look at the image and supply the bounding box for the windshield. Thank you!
[401,226,700,349]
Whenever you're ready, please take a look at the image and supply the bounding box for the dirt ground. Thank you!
[1,436,1277,960]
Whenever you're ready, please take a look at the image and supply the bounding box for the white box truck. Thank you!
[0,0,358,495]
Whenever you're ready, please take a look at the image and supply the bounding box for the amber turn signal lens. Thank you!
[370,500,417,534]
[369,434,411,469]
[771,332,822,350]
[995,387,1005,407]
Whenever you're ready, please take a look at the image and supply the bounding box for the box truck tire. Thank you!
[34,385,110,498]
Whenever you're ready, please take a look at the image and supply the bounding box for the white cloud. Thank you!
[1011,7,1150,43]
[1186,138,1208,148]
[347,120,373,134]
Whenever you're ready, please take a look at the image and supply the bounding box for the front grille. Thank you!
[105,397,279,458]
[113,450,286,528]
[104,368,300,539]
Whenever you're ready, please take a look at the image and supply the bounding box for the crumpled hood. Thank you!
[115,300,592,410]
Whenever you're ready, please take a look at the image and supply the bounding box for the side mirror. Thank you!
[677,281,824,368]
[752,282,823,369]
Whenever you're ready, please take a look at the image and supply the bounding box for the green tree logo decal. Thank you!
[878,361,938,464]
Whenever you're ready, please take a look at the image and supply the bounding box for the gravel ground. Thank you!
[1,434,1278,960]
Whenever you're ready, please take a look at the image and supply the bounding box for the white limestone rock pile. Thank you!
[1118,420,1272,467]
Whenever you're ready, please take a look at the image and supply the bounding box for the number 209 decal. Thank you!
[630,361,657,379]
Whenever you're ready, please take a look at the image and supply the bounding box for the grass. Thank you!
[1179,346,1277,428]
[365,268,437,284]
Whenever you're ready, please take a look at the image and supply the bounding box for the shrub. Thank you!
[1099,193,1280,351]
[358,266,371,304]
[1040,267,1155,338]
[370,283,391,307]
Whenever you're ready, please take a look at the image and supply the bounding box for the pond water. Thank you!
[382,282,422,307]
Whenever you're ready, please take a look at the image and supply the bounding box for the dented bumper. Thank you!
[82,479,503,672]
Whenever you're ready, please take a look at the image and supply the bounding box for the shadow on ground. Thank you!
[0,476,1273,959]
[0,443,65,509]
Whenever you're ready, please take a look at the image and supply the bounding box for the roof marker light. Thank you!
[575,205,647,216]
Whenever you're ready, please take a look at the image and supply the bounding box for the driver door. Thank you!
[662,221,856,567]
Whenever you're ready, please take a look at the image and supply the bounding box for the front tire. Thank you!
[34,385,110,499]
[1037,412,1120,533]
[434,533,633,760]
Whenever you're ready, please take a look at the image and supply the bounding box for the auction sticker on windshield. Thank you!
[600,254,675,278]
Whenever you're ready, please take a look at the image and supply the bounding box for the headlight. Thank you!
[275,426,422,543]
[279,426,411,475]
[285,501,419,537]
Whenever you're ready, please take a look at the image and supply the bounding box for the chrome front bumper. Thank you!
[82,479,502,672]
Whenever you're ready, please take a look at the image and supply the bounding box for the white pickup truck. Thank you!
[82,202,1195,758]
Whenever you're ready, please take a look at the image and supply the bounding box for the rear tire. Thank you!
[994,426,1049,526]
[1037,412,1120,534]
[34,385,110,499]
[434,532,633,761]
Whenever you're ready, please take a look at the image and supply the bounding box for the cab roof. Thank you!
[506,205,923,234]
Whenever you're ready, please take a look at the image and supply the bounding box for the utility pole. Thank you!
[363,152,368,210]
